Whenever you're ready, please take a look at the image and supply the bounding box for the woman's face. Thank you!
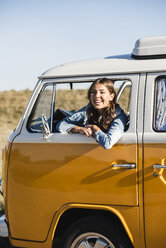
[90,83,115,111]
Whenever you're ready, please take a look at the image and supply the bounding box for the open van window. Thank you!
[27,79,131,133]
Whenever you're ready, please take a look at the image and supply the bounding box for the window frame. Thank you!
[52,79,132,133]
[23,74,137,138]
[27,83,55,133]
[153,76,166,132]
[116,80,132,115]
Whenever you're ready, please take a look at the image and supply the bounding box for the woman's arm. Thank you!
[87,112,128,149]
[56,106,91,135]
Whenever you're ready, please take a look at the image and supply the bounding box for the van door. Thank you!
[144,73,166,248]
[7,74,139,242]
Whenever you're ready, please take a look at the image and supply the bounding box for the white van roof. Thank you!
[40,36,166,79]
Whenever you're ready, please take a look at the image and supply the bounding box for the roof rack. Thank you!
[132,36,166,59]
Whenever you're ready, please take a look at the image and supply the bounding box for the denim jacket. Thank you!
[56,104,128,149]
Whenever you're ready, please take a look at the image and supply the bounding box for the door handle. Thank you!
[153,165,166,169]
[112,164,136,169]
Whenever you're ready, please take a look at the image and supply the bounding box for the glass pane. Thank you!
[155,78,166,131]
[53,82,91,131]
[29,85,53,132]
[55,83,91,111]
[55,83,71,111]
[116,82,131,115]
[72,82,90,110]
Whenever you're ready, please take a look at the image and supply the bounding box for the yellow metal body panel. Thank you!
[2,140,12,221]
[144,143,166,248]
[10,204,140,248]
[7,142,138,243]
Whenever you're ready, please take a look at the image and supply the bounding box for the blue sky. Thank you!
[0,0,166,91]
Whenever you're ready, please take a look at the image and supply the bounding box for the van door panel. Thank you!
[8,140,138,241]
[144,73,166,248]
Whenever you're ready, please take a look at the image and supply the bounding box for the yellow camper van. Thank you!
[1,36,166,248]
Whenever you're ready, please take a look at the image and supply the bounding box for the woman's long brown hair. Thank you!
[86,78,117,132]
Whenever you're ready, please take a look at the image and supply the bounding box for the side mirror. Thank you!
[41,114,51,140]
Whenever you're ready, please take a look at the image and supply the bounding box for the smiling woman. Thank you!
[90,82,115,109]
[87,78,117,132]
[56,78,128,149]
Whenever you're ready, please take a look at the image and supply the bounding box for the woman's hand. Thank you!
[85,125,101,136]
[71,125,101,137]
[70,126,93,137]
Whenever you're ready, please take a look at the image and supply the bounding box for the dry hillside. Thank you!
[0,90,32,210]
[0,89,32,174]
